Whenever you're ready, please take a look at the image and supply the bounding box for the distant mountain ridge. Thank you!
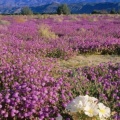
[0,1,120,14]
[0,0,120,7]
[31,2,120,14]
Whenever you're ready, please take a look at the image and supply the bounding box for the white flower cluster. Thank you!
[65,95,111,120]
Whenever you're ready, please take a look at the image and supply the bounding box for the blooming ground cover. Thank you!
[0,14,120,119]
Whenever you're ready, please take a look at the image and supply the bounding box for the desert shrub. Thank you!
[118,9,120,14]
[101,45,120,55]
[57,4,70,15]
[21,7,33,15]
[38,24,58,39]
[110,9,116,14]
[46,48,66,59]
[92,10,102,14]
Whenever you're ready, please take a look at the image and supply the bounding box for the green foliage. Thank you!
[46,48,66,59]
[101,46,120,55]
[57,4,70,15]
[92,10,101,14]
[92,10,108,14]
[110,9,116,14]
[21,7,33,15]
[117,9,120,14]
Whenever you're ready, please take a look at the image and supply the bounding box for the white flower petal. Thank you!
[84,102,99,117]
[66,96,85,112]
[98,103,111,119]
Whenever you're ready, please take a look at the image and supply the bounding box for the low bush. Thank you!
[38,24,58,39]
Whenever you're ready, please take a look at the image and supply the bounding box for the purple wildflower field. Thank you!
[0,14,120,120]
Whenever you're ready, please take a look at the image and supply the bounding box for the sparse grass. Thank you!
[37,14,55,19]
[53,16,63,22]
[59,55,120,69]
[69,15,80,21]
[0,20,10,25]
[89,17,98,22]
[14,16,27,23]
